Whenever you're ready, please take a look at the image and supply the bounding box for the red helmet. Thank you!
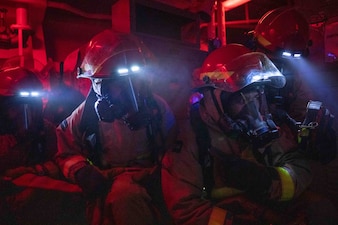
[254,7,310,56]
[200,44,251,79]
[78,29,154,80]
[78,30,159,124]
[199,44,286,93]
[0,66,43,97]
[0,66,44,135]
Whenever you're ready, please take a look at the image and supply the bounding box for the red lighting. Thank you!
[222,0,251,11]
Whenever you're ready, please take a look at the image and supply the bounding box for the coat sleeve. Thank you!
[266,135,313,200]
[161,119,233,225]
[210,130,313,203]
[54,102,89,183]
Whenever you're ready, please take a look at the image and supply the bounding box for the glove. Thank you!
[299,100,337,164]
[75,165,109,199]
[217,195,295,225]
[211,148,279,200]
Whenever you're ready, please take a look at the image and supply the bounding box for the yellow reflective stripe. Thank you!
[256,34,272,48]
[200,71,234,80]
[298,127,310,143]
[276,167,295,201]
[211,187,244,199]
[208,207,233,225]
[86,158,93,165]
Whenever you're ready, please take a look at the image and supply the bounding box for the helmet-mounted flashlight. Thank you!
[282,50,303,58]
[19,91,41,97]
[117,65,141,76]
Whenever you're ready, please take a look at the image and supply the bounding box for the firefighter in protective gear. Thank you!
[254,7,338,209]
[162,44,338,225]
[253,7,337,164]
[0,66,86,225]
[252,7,313,122]
[0,66,56,173]
[54,29,177,225]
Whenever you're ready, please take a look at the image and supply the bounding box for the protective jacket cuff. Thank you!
[276,167,295,201]
[62,155,88,182]
[208,206,233,225]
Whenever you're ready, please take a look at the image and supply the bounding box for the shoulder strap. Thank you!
[79,87,165,166]
[144,95,165,164]
[78,88,102,166]
[190,98,214,198]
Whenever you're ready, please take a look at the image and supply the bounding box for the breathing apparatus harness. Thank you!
[203,85,280,148]
[190,85,281,198]
[78,84,164,168]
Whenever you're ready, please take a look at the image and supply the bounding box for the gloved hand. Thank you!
[299,100,337,164]
[211,148,279,200]
[217,195,294,225]
[75,165,109,199]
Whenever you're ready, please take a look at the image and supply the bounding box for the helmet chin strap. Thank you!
[127,75,139,112]
[122,80,154,130]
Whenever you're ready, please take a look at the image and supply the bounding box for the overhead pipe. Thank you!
[10,7,31,66]
[205,0,253,46]
[217,0,226,46]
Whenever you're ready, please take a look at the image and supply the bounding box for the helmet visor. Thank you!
[77,30,151,79]
[200,52,286,92]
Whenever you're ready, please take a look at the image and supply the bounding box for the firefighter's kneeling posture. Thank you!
[0,66,86,225]
[161,44,338,225]
[54,30,177,225]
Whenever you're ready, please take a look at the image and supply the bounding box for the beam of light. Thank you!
[130,65,140,72]
[282,51,303,58]
[117,68,129,75]
[282,51,292,57]
[19,91,41,97]
[287,58,338,123]
[19,91,30,97]
[30,91,40,97]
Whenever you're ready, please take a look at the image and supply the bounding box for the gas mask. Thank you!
[94,93,128,123]
[0,96,43,138]
[94,76,153,130]
[225,87,279,148]
[94,76,137,121]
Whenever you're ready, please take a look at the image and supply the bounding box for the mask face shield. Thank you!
[0,67,44,137]
[77,30,157,127]
[200,52,286,93]
[93,74,148,123]
[227,86,279,148]
[0,95,43,137]
[76,30,153,81]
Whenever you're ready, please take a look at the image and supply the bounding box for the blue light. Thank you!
[19,91,41,97]
[31,91,40,97]
[117,65,141,76]
[117,68,129,75]
[282,51,292,57]
[282,51,302,58]
[19,91,30,97]
[131,65,140,72]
